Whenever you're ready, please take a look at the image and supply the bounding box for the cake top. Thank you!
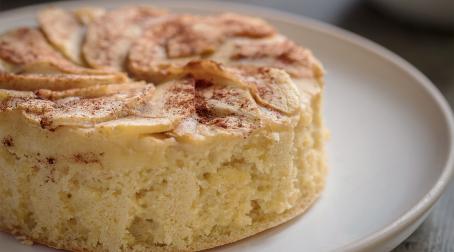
[0,6,323,139]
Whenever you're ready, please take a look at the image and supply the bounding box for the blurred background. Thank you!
[0,0,453,251]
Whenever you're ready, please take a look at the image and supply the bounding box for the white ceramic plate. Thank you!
[0,1,453,251]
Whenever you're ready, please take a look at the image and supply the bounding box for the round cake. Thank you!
[0,5,326,252]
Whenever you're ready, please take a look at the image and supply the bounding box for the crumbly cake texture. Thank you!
[0,5,326,252]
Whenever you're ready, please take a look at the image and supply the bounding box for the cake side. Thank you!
[0,87,324,251]
[0,63,325,252]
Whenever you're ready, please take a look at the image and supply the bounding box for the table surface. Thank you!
[0,0,453,251]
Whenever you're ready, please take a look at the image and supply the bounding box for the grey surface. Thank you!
[0,0,453,251]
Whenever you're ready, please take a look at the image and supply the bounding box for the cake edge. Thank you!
[0,161,326,252]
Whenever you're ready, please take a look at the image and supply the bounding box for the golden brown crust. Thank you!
[1,60,300,135]
[0,72,128,91]
[126,13,319,82]
[73,7,106,25]
[0,7,309,136]
[83,6,168,71]
[38,7,85,64]
[0,26,127,92]
[0,28,99,75]
[209,12,276,38]
[183,60,301,115]
[1,83,154,129]
[34,82,146,100]
[127,15,224,83]
[226,36,317,78]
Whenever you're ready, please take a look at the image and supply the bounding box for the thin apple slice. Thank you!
[0,72,128,91]
[83,6,168,71]
[38,7,85,65]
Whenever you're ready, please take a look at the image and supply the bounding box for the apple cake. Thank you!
[0,5,326,252]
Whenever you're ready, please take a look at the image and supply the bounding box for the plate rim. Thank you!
[0,0,452,251]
